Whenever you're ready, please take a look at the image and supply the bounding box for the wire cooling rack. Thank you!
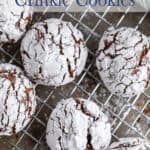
[0,4,150,150]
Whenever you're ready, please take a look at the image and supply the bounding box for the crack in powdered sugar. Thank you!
[110,137,150,150]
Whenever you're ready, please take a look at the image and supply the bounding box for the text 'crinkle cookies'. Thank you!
[0,0,33,44]
[96,27,150,97]
[110,137,150,150]
[46,98,111,150]
[21,19,88,86]
[0,64,36,136]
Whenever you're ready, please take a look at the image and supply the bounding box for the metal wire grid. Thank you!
[0,4,149,150]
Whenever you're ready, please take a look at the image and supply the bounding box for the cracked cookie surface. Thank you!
[0,64,36,136]
[110,137,150,150]
[0,0,33,44]
[96,27,150,97]
[46,98,111,150]
[21,18,88,86]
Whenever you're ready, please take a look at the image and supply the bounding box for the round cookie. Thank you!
[0,64,36,136]
[46,98,111,150]
[110,137,150,150]
[0,0,33,44]
[96,27,150,97]
[21,18,88,86]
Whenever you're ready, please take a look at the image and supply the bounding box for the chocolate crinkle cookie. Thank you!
[96,27,150,97]
[0,0,33,44]
[110,137,150,150]
[0,64,36,136]
[21,18,88,86]
[46,98,111,150]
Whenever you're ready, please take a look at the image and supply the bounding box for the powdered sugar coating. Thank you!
[96,27,150,97]
[46,98,111,150]
[110,137,150,150]
[0,0,33,44]
[21,18,88,86]
[0,64,36,136]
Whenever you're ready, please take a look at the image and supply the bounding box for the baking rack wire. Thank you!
[0,3,149,150]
